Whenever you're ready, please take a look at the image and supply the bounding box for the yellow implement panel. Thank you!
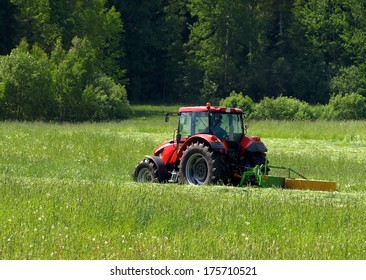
[284,178,336,192]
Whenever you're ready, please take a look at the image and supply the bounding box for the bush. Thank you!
[51,37,98,121]
[82,74,132,121]
[220,91,255,116]
[0,38,133,122]
[323,93,366,120]
[0,40,54,120]
[251,96,316,120]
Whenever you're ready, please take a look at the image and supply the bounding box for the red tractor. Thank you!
[133,102,268,186]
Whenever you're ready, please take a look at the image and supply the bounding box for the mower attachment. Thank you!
[239,165,336,191]
[284,178,336,192]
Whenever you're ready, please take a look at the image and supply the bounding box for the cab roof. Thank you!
[178,105,243,114]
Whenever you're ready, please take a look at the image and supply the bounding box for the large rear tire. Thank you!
[178,142,225,185]
[133,159,158,183]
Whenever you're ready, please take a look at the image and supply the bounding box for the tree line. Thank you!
[1,0,366,121]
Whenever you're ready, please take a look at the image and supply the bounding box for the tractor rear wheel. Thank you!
[178,142,225,185]
[133,159,158,183]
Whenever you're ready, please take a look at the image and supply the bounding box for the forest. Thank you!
[1,0,366,121]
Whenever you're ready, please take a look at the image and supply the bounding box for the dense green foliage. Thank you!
[1,0,366,120]
[0,39,132,121]
[0,0,131,121]
[1,108,366,259]
[0,41,54,120]
[220,92,255,116]
[221,92,366,120]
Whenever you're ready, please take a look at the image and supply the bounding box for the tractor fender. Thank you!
[241,136,268,154]
[246,141,268,153]
[146,155,167,182]
[177,134,226,160]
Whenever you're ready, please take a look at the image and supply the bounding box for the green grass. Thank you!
[1,106,366,259]
[248,120,366,142]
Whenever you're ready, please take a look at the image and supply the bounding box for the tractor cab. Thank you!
[177,102,244,142]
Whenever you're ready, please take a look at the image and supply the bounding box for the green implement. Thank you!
[239,165,336,192]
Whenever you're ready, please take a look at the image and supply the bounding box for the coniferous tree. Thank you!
[116,0,191,103]
[0,0,18,55]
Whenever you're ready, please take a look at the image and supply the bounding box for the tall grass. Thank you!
[2,176,365,259]
[249,120,366,142]
[1,107,366,259]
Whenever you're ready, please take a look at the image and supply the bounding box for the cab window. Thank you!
[193,112,209,134]
[179,112,192,138]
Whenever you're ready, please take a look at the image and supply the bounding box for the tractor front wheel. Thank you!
[179,142,224,185]
[133,159,158,183]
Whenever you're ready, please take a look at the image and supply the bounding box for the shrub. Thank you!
[0,40,54,120]
[324,93,366,120]
[82,74,132,121]
[220,91,255,116]
[51,37,97,121]
[251,96,316,120]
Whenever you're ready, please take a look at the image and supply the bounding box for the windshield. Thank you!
[211,112,244,141]
[179,112,208,138]
[179,111,244,141]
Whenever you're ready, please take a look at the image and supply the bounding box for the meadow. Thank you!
[1,105,366,259]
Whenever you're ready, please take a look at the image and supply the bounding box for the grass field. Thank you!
[1,105,366,259]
